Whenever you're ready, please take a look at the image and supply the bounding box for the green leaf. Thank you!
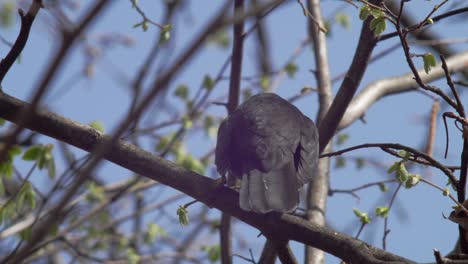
[423,53,437,74]
[427,18,434,24]
[335,156,346,168]
[375,206,389,218]
[177,206,189,226]
[370,17,386,36]
[284,63,298,78]
[144,223,166,244]
[126,248,140,264]
[178,154,205,175]
[203,75,215,91]
[355,158,365,169]
[49,224,59,236]
[19,226,32,241]
[369,7,385,19]
[0,180,4,196]
[260,75,270,91]
[336,133,349,145]
[142,21,149,31]
[131,0,138,8]
[202,245,221,263]
[160,24,171,42]
[353,208,371,224]
[22,145,42,161]
[0,202,15,223]
[47,158,56,180]
[0,118,5,126]
[387,162,399,174]
[89,121,105,133]
[156,136,170,152]
[379,183,388,192]
[335,13,350,29]
[0,2,15,27]
[175,84,189,100]
[396,162,409,183]
[86,182,105,202]
[359,6,371,20]
[443,187,450,196]
[22,182,36,209]
[405,173,420,188]
[207,29,230,49]
[398,150,411,159]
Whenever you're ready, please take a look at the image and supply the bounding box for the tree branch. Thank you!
[305,0,332,263]
[338,51,468,130]
[0,0,42,85]
[318,0,380,153]
[0,92,416,264]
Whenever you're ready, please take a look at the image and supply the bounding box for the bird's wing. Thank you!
[295,115,319,185]
[214,119,231,176]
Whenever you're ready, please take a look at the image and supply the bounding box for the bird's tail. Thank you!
[239,162,300,213]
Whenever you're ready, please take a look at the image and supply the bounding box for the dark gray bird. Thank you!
[215,93,319,213]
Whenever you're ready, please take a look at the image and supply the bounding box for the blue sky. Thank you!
[2,0,468,262]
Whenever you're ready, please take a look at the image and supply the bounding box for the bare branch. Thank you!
[338,51,468,130]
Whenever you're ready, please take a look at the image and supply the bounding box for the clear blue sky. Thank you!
[2,0,468,262]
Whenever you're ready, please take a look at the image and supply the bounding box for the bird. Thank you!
[215,93,319,213]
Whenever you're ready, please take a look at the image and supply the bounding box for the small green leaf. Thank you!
[379,183,388,192]
[89,121,105,133]
[405,174,420,188]
[370,17,386,36]
[259,75,270,91]
[353,208,371,224]
[127,248,140,264]
[144,223,166,244]
[207,29,230,49]
[178,154,205,175]
[284,63,298,78]
[22,145,42,161]
[369,7,385,19]
[160,24,171,42]
[423,53,437,74]
[131,0,138,8]
[355,158,365,169]
[398,150,411,159]
[177,206,189,226]
[203,75,215,91]
[443,187,450,196]
[49,224,59,236]
[175,84,189,100]
[359,6,370,20]
[202,245,221,263]
[335,156,346,168]
[387,162,399,174]
[0,119,5,126]
[336,133,349,145]
[396,162,409,183]
[86,182,105,202]
[19,226,32,241]
[335,13,350,29]
[142,21,149,31]
[23,182,36,209]
[375,206,389,218]
[427,18,434,24]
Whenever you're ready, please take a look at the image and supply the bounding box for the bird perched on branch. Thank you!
[215,93,319,213]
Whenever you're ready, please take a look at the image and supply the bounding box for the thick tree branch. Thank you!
[0,93,416,264]
[338,51,468,130]
[318,1,380,153]
[305,0,332,263]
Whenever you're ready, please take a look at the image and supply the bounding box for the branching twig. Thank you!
[0,0,42,85]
